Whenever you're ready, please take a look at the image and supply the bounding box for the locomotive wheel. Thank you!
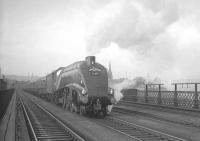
[79,105,86,115]
[66,102,70,110]
[69,103,77,112]
[62,99,66,108]
[69,103,74,112]
[73,104,78,113]
[65,96,71,111]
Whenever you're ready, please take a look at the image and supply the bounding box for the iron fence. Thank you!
[123,90,200,109]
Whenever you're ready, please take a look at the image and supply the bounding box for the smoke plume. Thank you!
[111,76,166,105]
[109,76,145,104]
[86,0,200,81]
[86,0,179,55]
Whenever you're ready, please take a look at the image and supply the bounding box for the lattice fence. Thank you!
[161,91,174,106]
[177,91,194,108]
[147,91,159,105]
[199,94,200,105]
[124,90,200,109]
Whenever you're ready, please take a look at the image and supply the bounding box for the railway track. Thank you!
[112,106,200,129]
[20,96,86,141]
[119,100,200,117]
[94,116,187,141]
[18,93,189,141]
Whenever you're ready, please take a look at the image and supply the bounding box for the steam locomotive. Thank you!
[26,56,115,116]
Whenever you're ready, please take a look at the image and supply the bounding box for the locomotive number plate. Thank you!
[88,66,101,76]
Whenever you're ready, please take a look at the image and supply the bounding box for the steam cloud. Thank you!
[2,0,200,81]
[86,0,200,81]
[109,76,168,109]
[85,0,181,104]
[85,0,181,107]
[86,0,179,55]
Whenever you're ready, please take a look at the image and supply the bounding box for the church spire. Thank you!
[108,61,113,81]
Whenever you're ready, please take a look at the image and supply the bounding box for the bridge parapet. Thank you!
[122,83,200,110]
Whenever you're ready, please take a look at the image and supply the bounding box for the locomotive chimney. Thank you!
[86,56,96,65]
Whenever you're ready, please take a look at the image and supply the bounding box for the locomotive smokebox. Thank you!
[86,56,96,65]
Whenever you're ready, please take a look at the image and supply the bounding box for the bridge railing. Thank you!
[124,90,200,109]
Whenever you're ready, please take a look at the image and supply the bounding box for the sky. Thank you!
[1,0,200,82]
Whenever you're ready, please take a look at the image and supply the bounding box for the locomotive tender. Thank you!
[27,56,115,116]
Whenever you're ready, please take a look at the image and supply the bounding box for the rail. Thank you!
[20,96,86,141]
[94,116,187,141]
[20,97,38,141]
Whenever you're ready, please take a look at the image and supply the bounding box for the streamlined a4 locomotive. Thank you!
[27,56,115,116]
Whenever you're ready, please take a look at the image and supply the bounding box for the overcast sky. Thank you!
[1,0,200,81]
